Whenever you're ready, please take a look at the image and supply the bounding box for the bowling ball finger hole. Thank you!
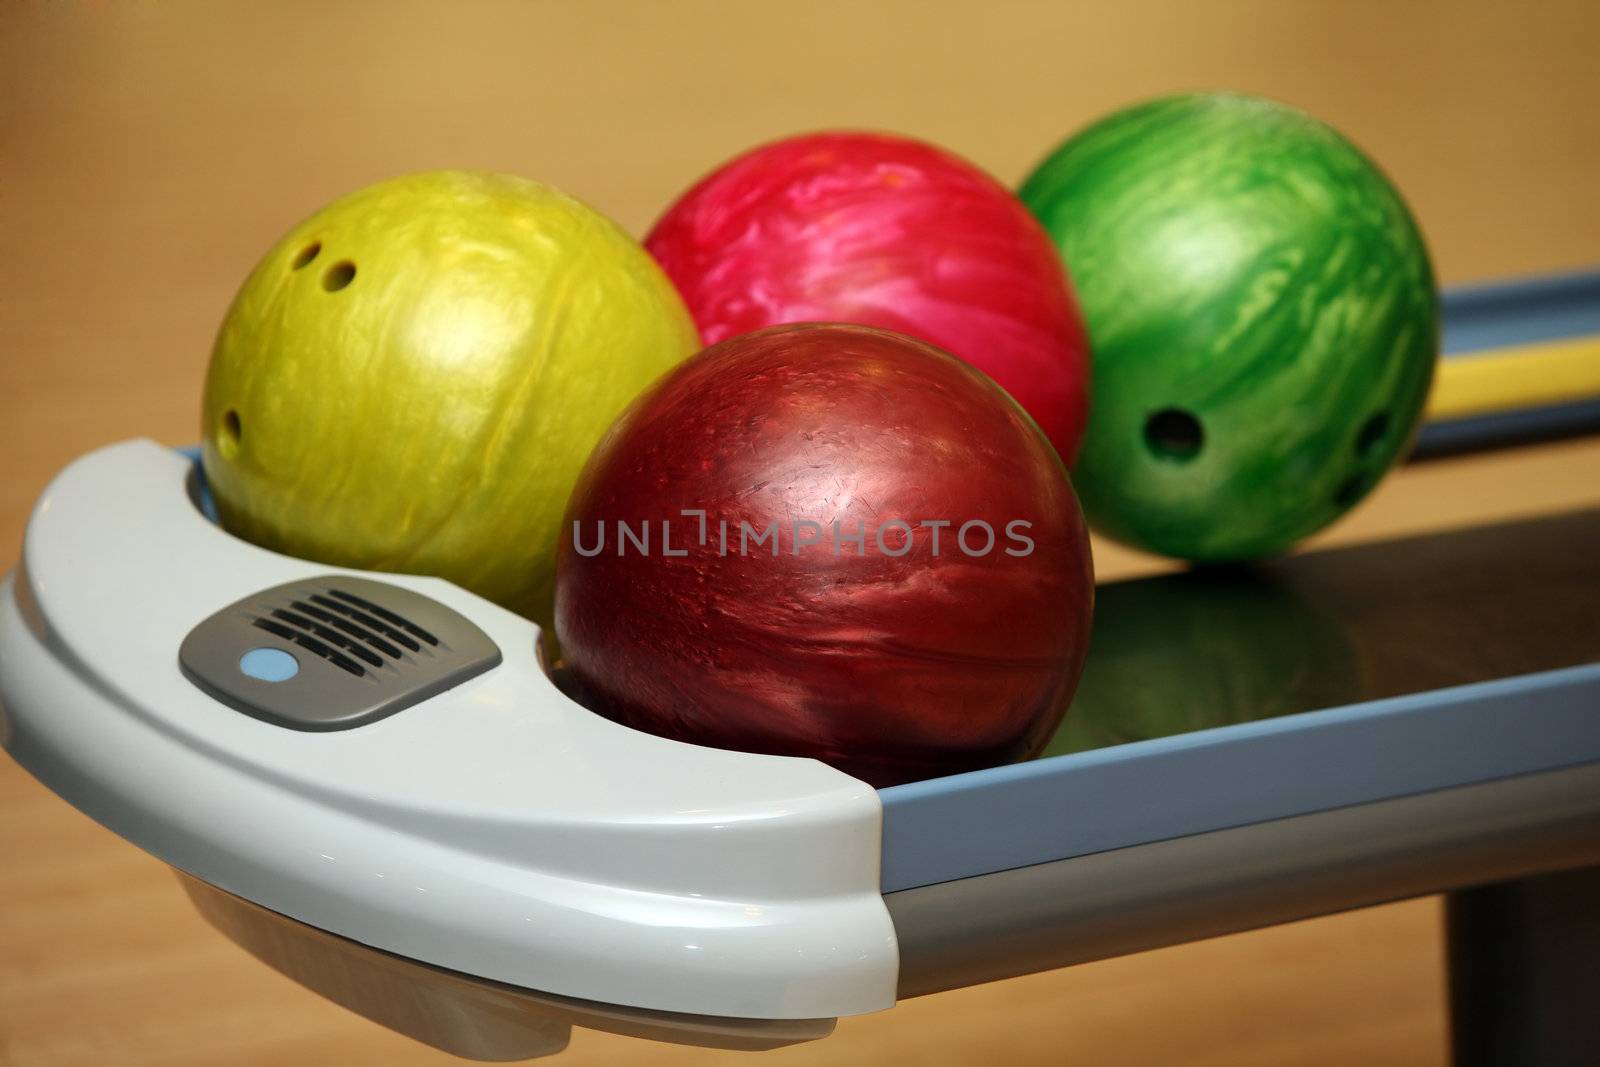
[1356,411,1390,458]
[1143,408,1203,463]
[322,261,357,292]
[291,242,322,270]
[1334,473,1368,509]
[219,409,242,459]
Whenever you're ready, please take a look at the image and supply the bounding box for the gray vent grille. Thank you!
[179,575,502,731]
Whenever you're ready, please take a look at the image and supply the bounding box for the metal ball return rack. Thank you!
[3,270,1599,1062]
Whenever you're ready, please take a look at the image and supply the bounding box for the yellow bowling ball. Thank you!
[202,170,698,634]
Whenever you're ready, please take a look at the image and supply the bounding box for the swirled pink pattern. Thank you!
[646,131,1092,463]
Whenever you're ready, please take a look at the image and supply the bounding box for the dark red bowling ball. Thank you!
[645,131,1093,463]
[554,324,1094,786]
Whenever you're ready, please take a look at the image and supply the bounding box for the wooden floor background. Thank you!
[2,3,1598,1064]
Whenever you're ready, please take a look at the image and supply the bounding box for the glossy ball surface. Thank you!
[202,171,699,631]
[1042,567,1358,759]
[1020,94,1437,559]
[555,324,1094,786]
[646,132,1092,463]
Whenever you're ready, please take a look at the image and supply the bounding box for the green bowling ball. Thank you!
[1020,93,1437,560]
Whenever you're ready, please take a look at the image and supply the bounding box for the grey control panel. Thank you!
[179,575,502,730]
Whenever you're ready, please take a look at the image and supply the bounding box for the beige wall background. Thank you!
[2,2,1598,1065]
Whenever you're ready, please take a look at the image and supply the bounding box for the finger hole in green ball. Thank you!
[291,242,322,270]
[1356,411,1390,459]
[322,261,356,291]
[1334,473,1368,509]
[1144,408,1204,463]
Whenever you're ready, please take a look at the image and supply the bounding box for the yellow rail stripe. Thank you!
[1428,335,1600,421]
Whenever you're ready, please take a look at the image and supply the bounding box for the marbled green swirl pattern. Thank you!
[1020,93,1437,560]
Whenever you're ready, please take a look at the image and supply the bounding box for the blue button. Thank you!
[240,647,299,682]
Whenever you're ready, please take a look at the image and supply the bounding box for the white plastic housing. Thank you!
[0,441,898,1020]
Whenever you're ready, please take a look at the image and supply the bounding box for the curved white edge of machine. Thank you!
[0,439,899,1020]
